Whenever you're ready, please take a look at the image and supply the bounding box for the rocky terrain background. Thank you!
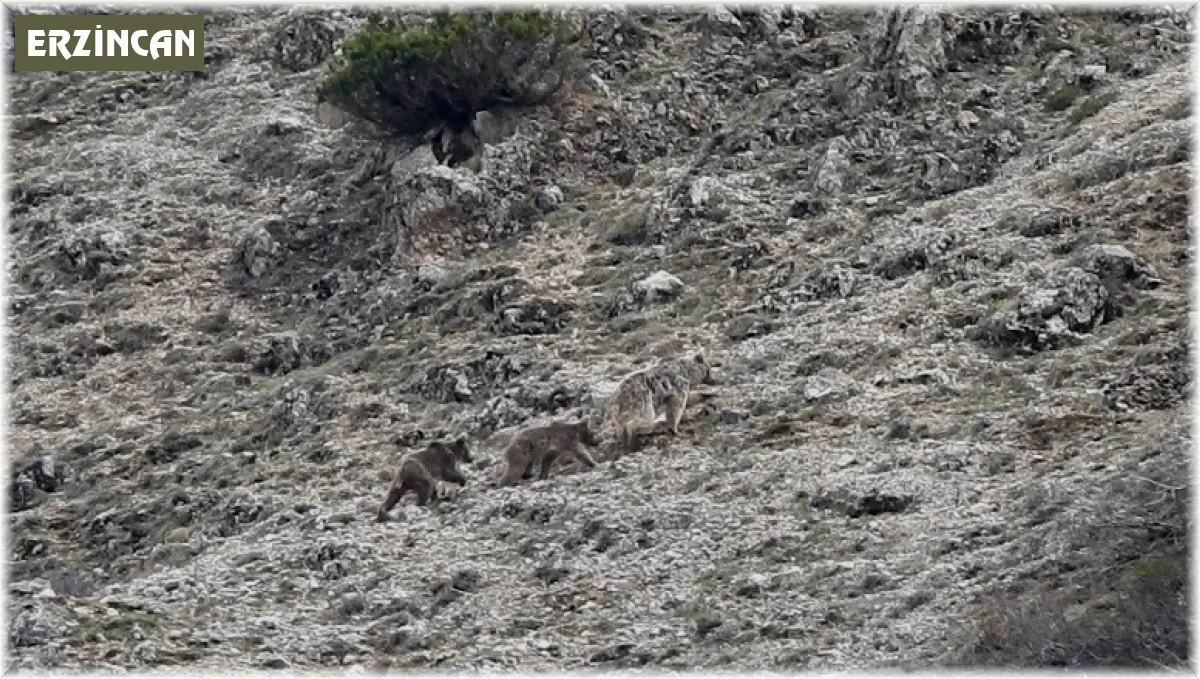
[5,4,1193,671]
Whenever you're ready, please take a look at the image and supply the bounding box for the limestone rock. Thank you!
[271,13,345,72]
[253,332,302,375]
[974,269,1114,351]
[390,145,439,182]
[814,137,853,195]
[389,166,485,255]
[867,6,947,108]
[9,604,62,648]
[240,225,281,279]
[633,270,685,304]
[1078,244,1162,289]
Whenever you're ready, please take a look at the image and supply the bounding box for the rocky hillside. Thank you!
[6,5,1192,671]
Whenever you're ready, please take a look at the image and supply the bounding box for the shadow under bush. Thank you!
[318,10,578,136]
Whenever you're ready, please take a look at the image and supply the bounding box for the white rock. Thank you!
[390,145,438,181]
[416,263,448,288]
[263,115,305,136]
[395,166,484,249]
[240,225,279,279]
[707,5,742,32]
[633,271,684,303]
[96,230,125,255]
[689,177,723,207]
[1080,63,1107,82]
[814,136,852,195]
[589,73,612,98]
[472,109,517,145]
[775,30,801,49]
[803,367,857,402]
[9,579,52,597]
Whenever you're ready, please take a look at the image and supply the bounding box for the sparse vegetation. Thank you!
[1037,36,1076,55]
[954,450,1189,668]
[6,4,1191,673]
[956,550,1187,667]
[1044,85,1082,112]
[1164,98,1190,120]
[317,10,577,135]
[1067,92,1117,125]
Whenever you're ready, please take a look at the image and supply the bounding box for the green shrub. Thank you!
[1044,85,1082,112]
[318,10,577,135]
[1067,92,1117,125]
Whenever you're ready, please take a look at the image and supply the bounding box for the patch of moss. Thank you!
[1126,553,1183,585]
[1044,85,1083,112]
[1067,92,1117,125]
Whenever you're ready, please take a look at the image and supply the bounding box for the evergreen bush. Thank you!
[318,10,576,135]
